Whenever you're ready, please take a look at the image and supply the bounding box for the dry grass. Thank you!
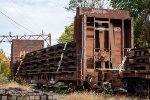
[62,92,104,100]
[0,81,32,91]
[62,92,139,100]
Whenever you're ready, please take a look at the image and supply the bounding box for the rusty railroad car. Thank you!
[120,48,150,93]
[14,7,150,93]
[74,7,133,89]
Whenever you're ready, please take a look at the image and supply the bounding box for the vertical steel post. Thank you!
[131,18,134,48]
[94,17,96,70]
[83,15,87,81]
[122,19,125,57]
[108,19,111,69]
[48,33,51,47]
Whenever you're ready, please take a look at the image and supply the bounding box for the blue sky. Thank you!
[0,0,75,56]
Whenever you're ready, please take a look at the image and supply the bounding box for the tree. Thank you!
[65,0,110,12]
[58,23,74,43]
[111,0,150,47]
[0,49,10,82]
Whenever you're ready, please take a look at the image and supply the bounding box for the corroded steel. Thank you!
[15,7,136,90]
[74,7,133,88]
[11,39,44,79]
[12,39,44,62]
[120,47,150,93]
[77,7,131,19]
[15,41,77,85]
[121,47,150,79]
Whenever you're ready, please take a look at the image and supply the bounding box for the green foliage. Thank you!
[65,0,110,11]
[58,23,74,43]
[103,82,114,96]
[111,0,150,47]
[0,74,8,82]
[0,49,10,82]
[55,88,70,94]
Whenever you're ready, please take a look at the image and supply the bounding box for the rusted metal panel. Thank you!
[77,7,131,19]
[99,70,123,88]
[74,16,83,85]
[121,71,150,79]
[114,26,122,67]
[11,39,44,63]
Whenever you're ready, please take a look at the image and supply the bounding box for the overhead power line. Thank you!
[0,10,36,34]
